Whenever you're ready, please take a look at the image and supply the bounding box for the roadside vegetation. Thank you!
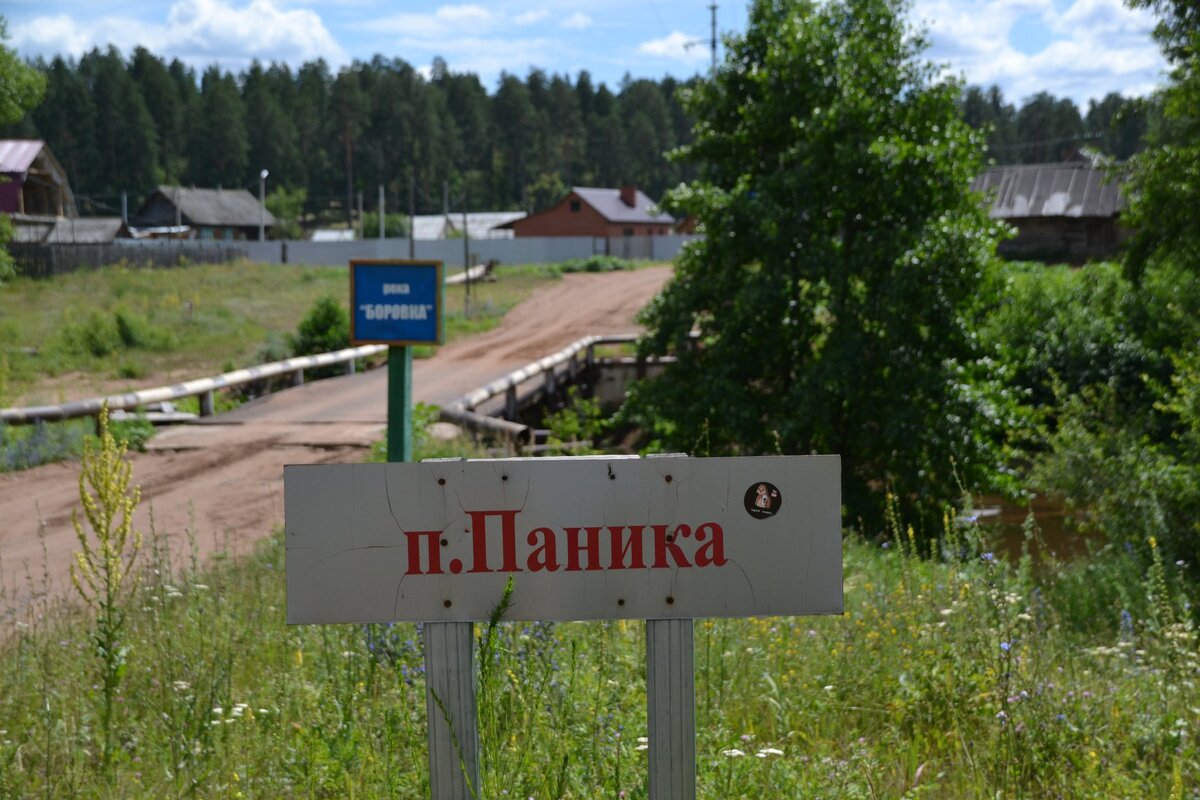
[0,261,564,472]
[3,411,1197,798]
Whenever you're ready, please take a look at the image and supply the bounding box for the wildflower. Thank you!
[1000,641,1011,652]
[981,552,994,563]
[722,749,746,757]
[823,685,834,692]
[756,747,784,758]
[172,680,190,692]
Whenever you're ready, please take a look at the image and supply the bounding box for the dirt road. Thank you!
[0,266,672,616]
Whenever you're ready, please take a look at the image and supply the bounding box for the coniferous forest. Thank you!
[0,46,1153,222]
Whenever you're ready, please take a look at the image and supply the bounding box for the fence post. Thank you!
[199,390,215,417]
[292,369,305,387]
[344,358,356,376]
[505,385,518,421]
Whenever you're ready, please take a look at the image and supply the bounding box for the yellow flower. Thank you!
[293,648,304,668]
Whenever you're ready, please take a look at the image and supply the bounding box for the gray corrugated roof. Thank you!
[153,186,276,227]
[972,162,1127,219]
[572,187,675,224]
[0,140,44,175]
[44,217,124,244]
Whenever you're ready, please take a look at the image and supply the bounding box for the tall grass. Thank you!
[3,477,1197,797]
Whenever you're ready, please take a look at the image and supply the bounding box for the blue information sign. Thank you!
[350,260,443,345]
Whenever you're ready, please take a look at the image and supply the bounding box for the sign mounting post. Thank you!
[349,259,443,462]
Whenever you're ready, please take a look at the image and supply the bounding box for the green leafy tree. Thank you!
[0,17,46,281]
[1124,0,1200,281]
[627,0,1006,531]
[265,186,307,239]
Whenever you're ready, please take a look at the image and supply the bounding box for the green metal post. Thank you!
[387,346,413,462]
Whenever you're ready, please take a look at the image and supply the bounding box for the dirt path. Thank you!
[0,266,672,617]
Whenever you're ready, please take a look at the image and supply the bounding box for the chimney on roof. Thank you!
[620,185,637,208]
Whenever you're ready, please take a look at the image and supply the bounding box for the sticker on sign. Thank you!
[285,455,842,624]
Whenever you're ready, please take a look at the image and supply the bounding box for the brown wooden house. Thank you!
[132,186,274,241]
[972,161,1130,264]
[500,186,674,238]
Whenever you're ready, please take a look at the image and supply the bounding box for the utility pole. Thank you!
[378,183,385,240]
[408,171,416,259]
[709,2,718,74]
[357,191,364,239]
[462,197,470,318]
[259,169,269,241]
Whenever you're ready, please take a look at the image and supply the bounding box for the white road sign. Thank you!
[285,455,841,623]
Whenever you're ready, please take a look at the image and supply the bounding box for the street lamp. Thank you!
[259,168,269,241]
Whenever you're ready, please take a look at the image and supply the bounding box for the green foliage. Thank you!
[360,211,410,239]
[0,419,89,472]
[288,295,349,357]
[264,186,307,240]
[1035,348,1200,580]
[629,0,1007,532]
[1123,0,1200,282]
[557,255,635,273]
[59,308,177,359]
[543,388,608,454]
[70,405,143,773]
[977,261,1156,414]
[0,18,45,128]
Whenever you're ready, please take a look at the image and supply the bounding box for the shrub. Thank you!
[360,212,410,239]
[288,296,351,380]
[289,296,349,357]
[557,255,635,273]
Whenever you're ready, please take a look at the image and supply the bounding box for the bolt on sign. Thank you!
[285,455,841,624]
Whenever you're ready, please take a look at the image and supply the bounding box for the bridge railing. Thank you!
[0,345,388,426]
[0,329,665,452]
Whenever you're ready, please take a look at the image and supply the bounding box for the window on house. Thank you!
[570,200,581,212]
[623,228,634,236]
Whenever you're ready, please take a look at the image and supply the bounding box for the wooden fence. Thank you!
[9,242,247,279]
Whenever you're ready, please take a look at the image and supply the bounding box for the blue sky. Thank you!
[3,0,1165,108]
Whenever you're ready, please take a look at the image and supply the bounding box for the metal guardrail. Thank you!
[0,345,386,425]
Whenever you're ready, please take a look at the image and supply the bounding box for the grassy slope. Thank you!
[0,261,562,406]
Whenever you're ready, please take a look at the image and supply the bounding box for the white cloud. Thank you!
[637,30,707,62]
[561,12,592,30]
[12,0,347,68]
[365,4,497,38]
[515,9,549,26]
[912,0,1165,105]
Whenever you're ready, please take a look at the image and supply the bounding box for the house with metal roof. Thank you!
[411,211,526,240]
[500,186,674,238]
[131,186,275,241]
[0,140,78,218]
[972,161,1130,264]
